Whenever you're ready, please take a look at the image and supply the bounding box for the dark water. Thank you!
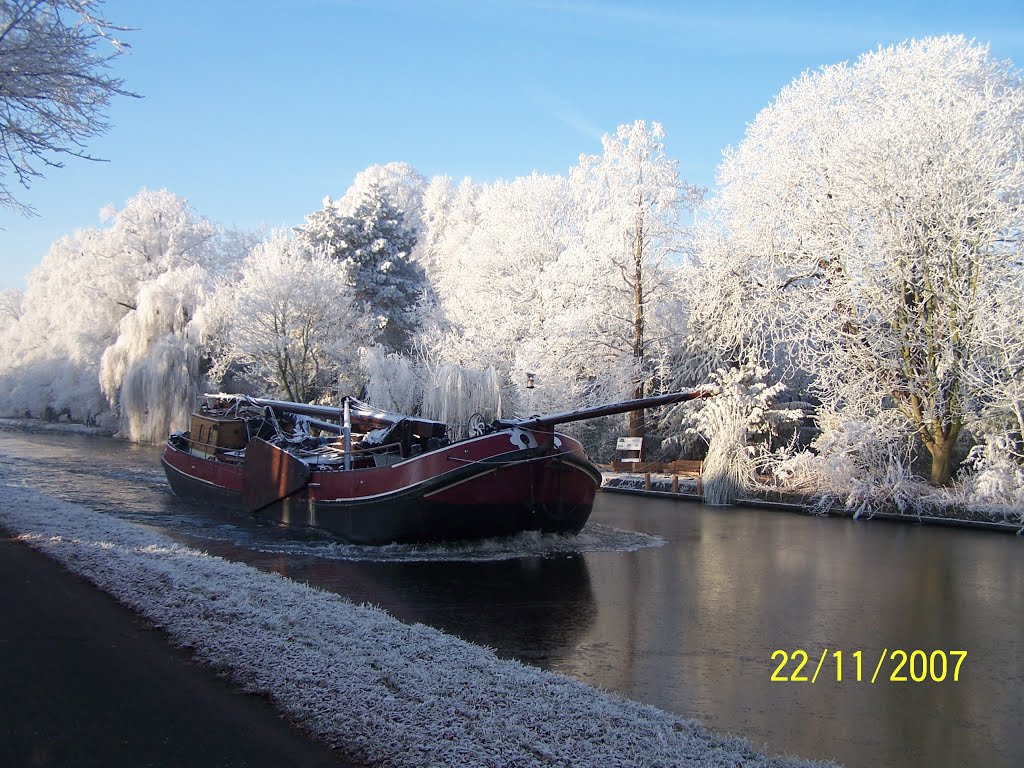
[1,428,1021,767]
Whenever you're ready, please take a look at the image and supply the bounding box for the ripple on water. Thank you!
[243,522,664,562]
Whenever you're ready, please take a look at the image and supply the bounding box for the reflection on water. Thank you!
[261,554,598,666]
[586,497,1024,768]
[1,428,1021,767]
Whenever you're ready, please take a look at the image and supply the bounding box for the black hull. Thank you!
[161,455,241,507]
[161,450,597,545]
[262,492,593,546]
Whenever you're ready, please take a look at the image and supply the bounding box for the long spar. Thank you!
[500,389,712,429]
[206,394,401,430]
[207,388,712,433]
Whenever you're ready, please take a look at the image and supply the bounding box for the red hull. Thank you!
[161,427,601,544]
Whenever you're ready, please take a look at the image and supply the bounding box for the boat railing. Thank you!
[354,441,405,457]
[296,440,407,466]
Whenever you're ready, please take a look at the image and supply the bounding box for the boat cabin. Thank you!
[189,414,246,458]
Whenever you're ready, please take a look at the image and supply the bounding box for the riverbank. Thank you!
[0,477,836,768]
[0,533,355,768]
[601,473,1024,535]
[0,416,115,437]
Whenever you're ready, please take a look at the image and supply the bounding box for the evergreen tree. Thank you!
[298,184,424,352]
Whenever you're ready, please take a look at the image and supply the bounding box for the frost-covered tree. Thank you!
[333,162,427,232]
[686,200,791,368]
[416,175,461,284]
[356,175,560,426]
[413,175,482,348]
[968,262,1024,445]
[426,174,576,406]
[775,410,930,517]
[0,0,135,213]
[1,231,112,420]
[99,265,212,442]
[215,232,355,403]
[0,190,227,428]
[359,346,423,415]
[412,128,704,432]
[420,362,502,435]
[91,189,222,308]
[298,183,424,352]
[957,265,1024,508]
[709,36,1024,486]
[92,191,239,440]
[566,120,703,441]
[359,345,503,436]
[959,434,1024,514]
[669,361,800,504]
[0,288,23,323]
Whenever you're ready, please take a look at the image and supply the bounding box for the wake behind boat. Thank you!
[161,390,707,544]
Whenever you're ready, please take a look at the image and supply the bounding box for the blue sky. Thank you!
[2,0,1023,291]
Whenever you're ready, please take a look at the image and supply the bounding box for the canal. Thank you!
[1,427,1020,767]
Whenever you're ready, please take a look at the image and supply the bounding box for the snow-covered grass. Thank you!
[0,476,836,768]
[774,443,1024,529]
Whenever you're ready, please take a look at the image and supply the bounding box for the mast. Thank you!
[343,397,352,471]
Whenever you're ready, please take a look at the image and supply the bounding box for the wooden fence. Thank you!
[600,459,704,476]
[598,460,706,495]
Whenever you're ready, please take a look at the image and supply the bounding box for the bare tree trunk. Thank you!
[928,436,956,486]
[628,215,646,454]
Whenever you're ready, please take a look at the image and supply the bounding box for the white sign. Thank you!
[616,437,643,452]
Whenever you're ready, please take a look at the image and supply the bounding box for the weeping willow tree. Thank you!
[360,346,502,437]
[421,364,502,436]
[358,347,422,415]
[99,266,210,442]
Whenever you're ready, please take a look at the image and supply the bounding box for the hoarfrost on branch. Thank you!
[0,0,135,213]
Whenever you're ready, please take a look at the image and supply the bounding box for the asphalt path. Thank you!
[0,533,359,768]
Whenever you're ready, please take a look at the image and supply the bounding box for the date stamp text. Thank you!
[771,649,967,683]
